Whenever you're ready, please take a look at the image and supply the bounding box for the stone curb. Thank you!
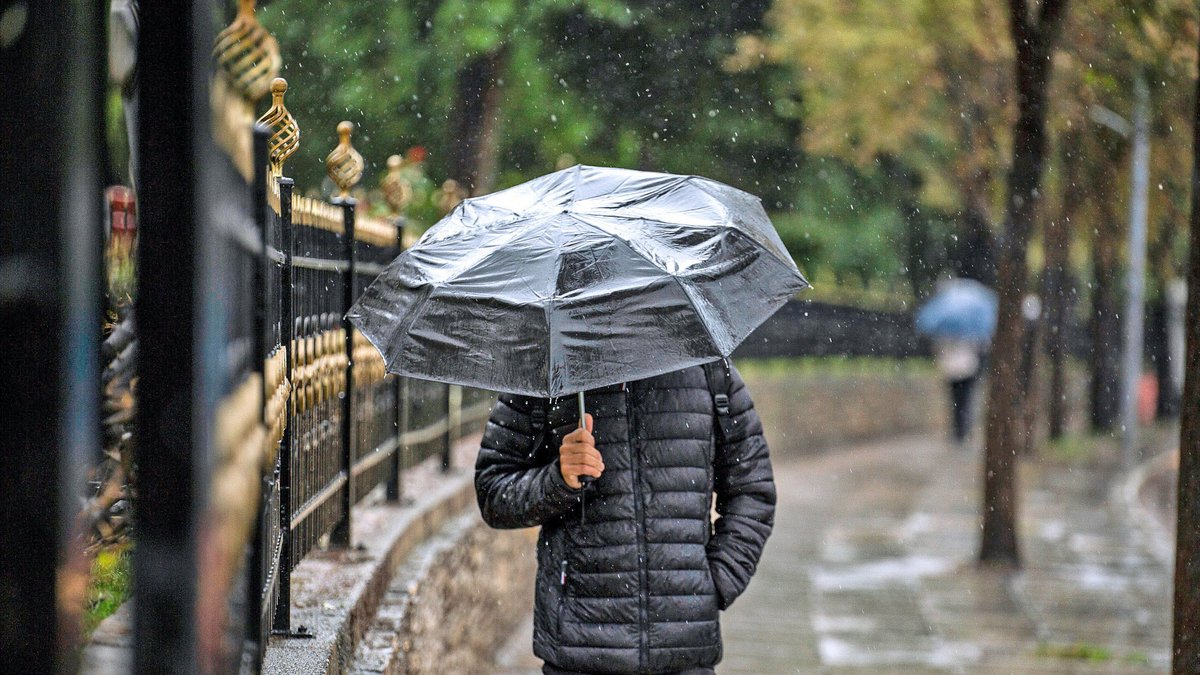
[1119,444,1178,570]
[264,434,483,675]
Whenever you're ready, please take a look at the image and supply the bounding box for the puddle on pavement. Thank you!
[810,555,957,591]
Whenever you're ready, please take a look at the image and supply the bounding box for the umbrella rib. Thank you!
[663,270,724,356]
[677,225,808,285]
[560,214,724,355]
[384,283,435,368]
[544,288,556,398]
[568,164,583,208]
[560,214,670,275]
[685,179,795,265]
[429,216,556,286]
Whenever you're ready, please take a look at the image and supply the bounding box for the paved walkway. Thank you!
[496,435,1173,673]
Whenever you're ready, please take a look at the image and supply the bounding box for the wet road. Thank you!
[497,434,1173,673]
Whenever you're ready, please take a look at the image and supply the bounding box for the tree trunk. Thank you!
[1150,210,1185,419]
[1170,26,1200,674]
[1044,134,1083,439]
[980,0,1068,566]
[447,48,508,196]
[1149,299,1175,419]
[1089,162,1124,432]
[881,156,937,299]
[953,199,997,287]
[1018,312,1044,455]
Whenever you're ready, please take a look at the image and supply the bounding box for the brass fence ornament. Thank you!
[380,155,413,215]
[213,0,281,102]
[325,121,364,199]
[435,178,468,216]
[256,78,299,173]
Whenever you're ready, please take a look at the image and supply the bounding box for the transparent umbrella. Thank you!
[348,164,809,430]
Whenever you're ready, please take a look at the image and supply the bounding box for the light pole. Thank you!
[1089,73,1151,462]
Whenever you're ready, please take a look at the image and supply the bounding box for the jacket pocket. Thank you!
[556,558,569,634]
[703,559,723,612]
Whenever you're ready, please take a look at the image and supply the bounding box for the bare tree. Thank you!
[980,0,1069,565]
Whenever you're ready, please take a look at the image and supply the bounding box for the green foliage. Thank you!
[250,0,1009,304]
[83,544,132,639]
[756,0,1013,217]
[254,0,801,204]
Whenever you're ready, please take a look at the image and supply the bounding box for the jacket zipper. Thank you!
[626,384,648,671]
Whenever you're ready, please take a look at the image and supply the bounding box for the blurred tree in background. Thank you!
[1046,0,1198,431]
[258,0,925,305]
[748,0,1014,297]
[256,0,1196,326]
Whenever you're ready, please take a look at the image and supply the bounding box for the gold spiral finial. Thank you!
[381,154,413,214]
[325,121,364,199]
[255,78,299,173]
[435,178,468,216]
[213,0,281,102]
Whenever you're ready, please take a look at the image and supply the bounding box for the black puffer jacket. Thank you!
[475,363,775,674]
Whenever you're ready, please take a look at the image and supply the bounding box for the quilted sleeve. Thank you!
[474,393,583,529]
[707,364,776,609]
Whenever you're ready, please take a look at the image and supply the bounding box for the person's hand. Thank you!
[559,413,602,489]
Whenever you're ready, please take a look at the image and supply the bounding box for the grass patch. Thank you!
[1122,651,1152,666]
[1035,642,1151,665]
[1035,642,1113,661]
[1041,431,1118,465]
[83,543,132,639]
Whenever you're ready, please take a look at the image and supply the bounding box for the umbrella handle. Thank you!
[578,391,594,488]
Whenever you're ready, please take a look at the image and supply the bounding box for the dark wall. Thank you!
[734,299,926,359]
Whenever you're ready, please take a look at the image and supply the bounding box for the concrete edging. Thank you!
[263,435,484,675]
[1118,445,1178,569]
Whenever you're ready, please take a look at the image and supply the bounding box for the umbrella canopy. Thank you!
[348,164,809,397]
[915,278,998,342]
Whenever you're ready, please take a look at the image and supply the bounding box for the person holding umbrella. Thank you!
[349,165,808,674]
[915,277,998,446]
[477,360,772,675]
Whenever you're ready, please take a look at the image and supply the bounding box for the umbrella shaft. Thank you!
[577,391,592,491]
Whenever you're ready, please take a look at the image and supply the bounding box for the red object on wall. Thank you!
[1138,373,1158,425]
[107,185,136,234]
[405,145,427,163]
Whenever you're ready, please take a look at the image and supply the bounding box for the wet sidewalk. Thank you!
[496,434,1174,673]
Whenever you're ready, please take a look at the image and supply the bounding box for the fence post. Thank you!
[330,195,356,548]
[246,121,267,661]
[328,121,363,547]
[255,77,304,634]
[386,216,406,501]
[273,175,296,632]
[0,2,103,669]
[444,385,462,471]
[132,1,230,669]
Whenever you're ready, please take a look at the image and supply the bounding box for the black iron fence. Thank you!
[235,86,495,657]
[0,2,496,670]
